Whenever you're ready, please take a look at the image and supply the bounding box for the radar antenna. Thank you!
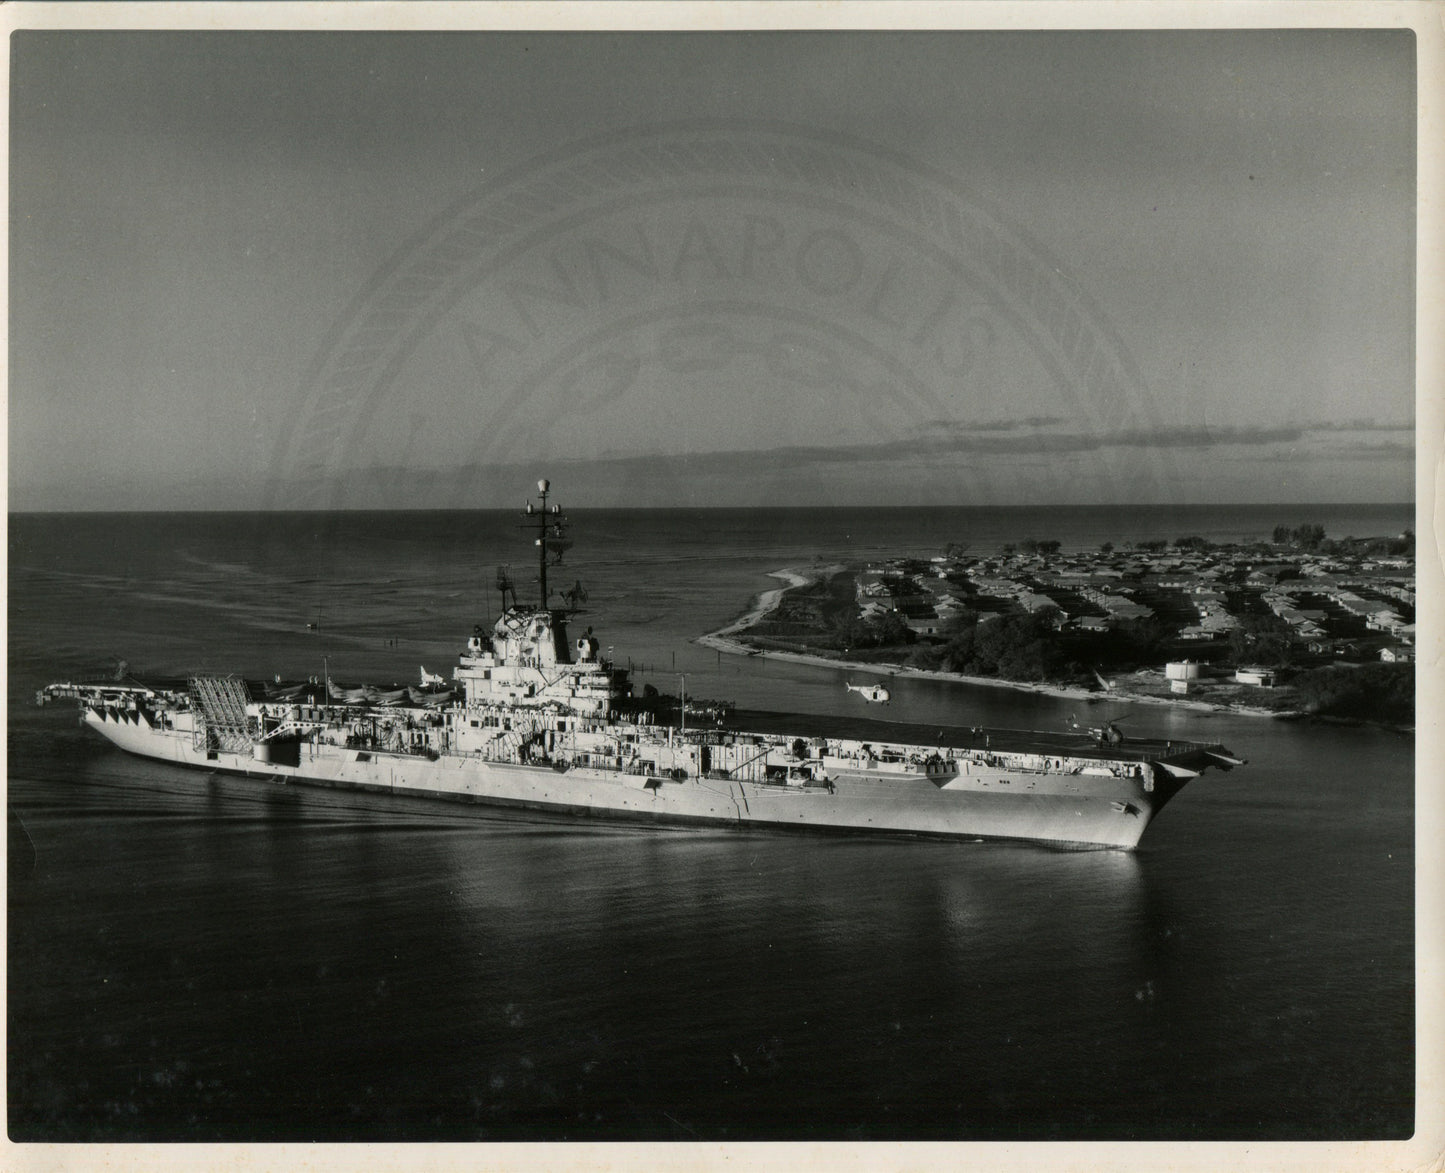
[495,565,516,612]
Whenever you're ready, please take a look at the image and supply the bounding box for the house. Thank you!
[1018,591,1062,616]
[1102,599,1154,621]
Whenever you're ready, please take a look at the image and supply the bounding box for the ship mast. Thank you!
[524,478,567,610]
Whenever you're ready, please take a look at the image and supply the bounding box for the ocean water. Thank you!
[7,505,1415,1140]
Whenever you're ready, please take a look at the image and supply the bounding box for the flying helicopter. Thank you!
[846,681,892,704]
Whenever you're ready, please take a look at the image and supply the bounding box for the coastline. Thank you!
[696,567,1290,719]
[698,568,817,643]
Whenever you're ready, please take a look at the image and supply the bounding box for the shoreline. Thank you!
[696,567,1290,719]
[699,569,815,642]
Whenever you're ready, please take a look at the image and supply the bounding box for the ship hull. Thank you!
[84,708,1172,850]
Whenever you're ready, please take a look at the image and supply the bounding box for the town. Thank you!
[735,525,1416,723]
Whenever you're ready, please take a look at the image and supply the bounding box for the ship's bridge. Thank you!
[454,607,618,715]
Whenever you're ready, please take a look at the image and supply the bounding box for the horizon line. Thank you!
[8,501,1416,517]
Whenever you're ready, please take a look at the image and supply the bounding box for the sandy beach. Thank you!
[699,568,815,643]
[696,567,1288,718]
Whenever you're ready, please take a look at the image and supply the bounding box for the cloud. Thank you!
[1219,438,1415,464]
[814,418,1419,465]
[918,416,1071,433]
[344,419,1416,486]
[1328,440,1415,456]
[614,423,1316,468]
[15,416,1414,511]
[1309,419,1415,433]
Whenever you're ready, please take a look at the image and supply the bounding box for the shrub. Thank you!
[1292,664,1413,723]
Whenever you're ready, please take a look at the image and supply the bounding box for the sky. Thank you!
[7,22,1418,509]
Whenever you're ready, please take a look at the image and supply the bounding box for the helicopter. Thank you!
[1068,712,1128,746]
[846,681,892,704]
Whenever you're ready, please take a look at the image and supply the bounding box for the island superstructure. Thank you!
[37,480,1244,850]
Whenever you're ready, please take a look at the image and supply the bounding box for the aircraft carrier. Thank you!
[38,481,1244,850]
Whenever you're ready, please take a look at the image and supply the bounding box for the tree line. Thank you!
[1274,523,1326,549]
[1291,663,1413,723]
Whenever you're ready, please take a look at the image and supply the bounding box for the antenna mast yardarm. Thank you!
[525,477,567,609]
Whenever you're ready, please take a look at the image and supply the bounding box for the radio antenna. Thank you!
[522,478,568,609]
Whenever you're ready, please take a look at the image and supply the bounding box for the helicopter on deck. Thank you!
[1069,712,1128,746]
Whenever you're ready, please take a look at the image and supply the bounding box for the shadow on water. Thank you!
[7,710,1413,1142]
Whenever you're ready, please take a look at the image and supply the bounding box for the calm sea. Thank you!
[7,504,1415,1140]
